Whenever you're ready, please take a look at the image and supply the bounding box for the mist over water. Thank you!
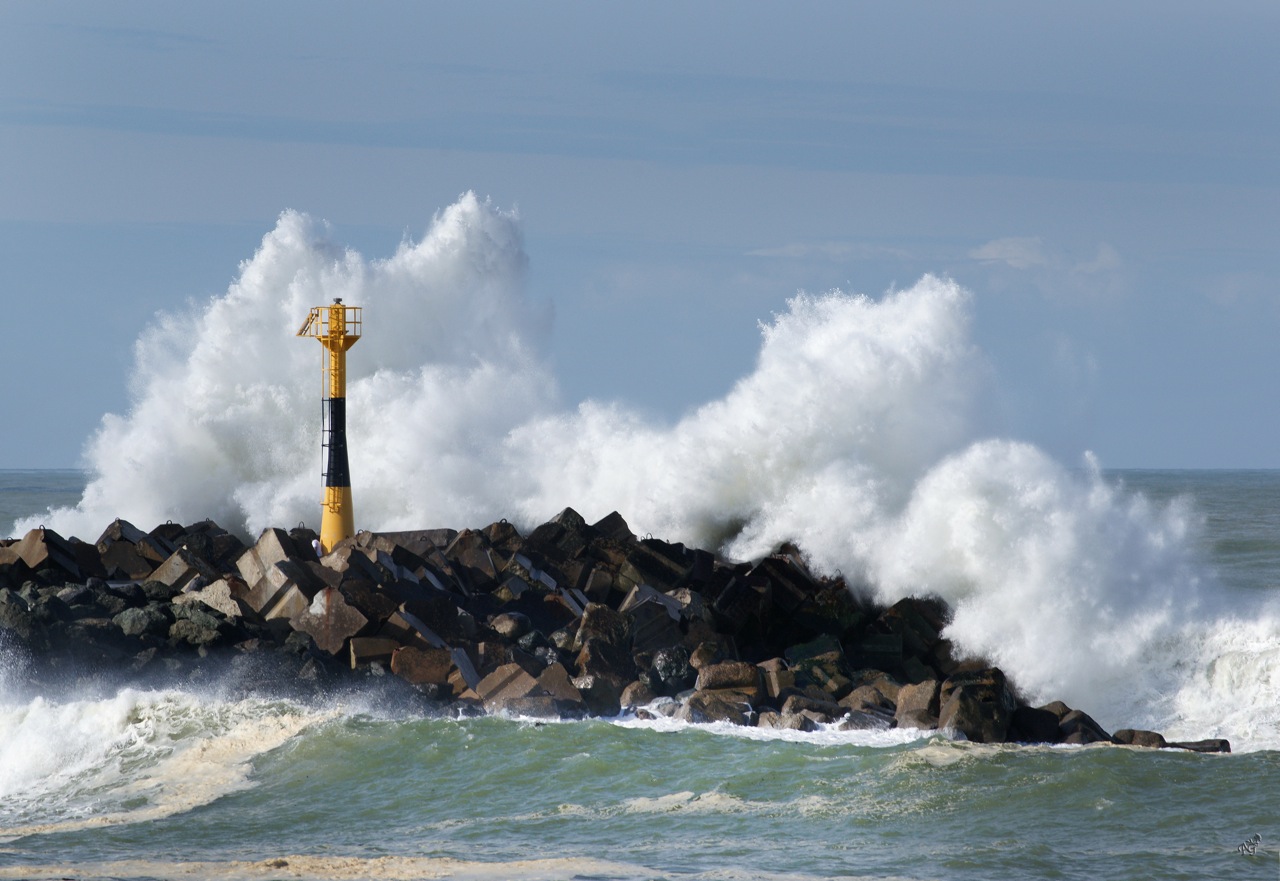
[15,193,1279,746]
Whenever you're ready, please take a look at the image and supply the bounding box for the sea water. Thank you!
[1,469,1278,881]
[2,196,1277,878]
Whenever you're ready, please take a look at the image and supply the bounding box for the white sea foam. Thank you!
[15,192,1279,748]
[0,688,320,838]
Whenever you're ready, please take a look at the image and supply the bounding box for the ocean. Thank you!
[3,199,1279,879]
[1,468,1277,881]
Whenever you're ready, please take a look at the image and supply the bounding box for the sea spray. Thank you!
[0,688,321,839]
[16,192,1271,744]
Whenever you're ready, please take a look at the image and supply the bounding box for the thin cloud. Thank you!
[747,241,911,261]
[970,236,1049,270]
[1073,243,1122,274]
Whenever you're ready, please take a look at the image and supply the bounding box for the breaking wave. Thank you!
[15,193,1279,746]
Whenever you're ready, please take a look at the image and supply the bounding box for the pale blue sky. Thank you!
[2,1,1277,467]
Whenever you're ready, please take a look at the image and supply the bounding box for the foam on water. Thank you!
[0,855,849,881]
[0,688,322,838]
[14,193,1280,749]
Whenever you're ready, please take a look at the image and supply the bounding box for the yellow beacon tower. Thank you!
[297,298,362,553]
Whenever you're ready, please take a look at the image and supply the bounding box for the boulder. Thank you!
[1058,709,1111,745]
[575,637,636,688]
[1010,705,1062,744]
[676,690,754,726]
[573,603,631,653]
[390,645,454,689]
[1112,728,1168,749]
[756,710,817,732]
[695,660,761,695]
[894,679,940,729]
[490,611,532,641]
[169,617,222,648]
[112,605,171,639]
[1166,739,1231,753]
[937,668,1018,743]
[645,645,695,696]
[571,673,622,716]
[620,680,657,708]
[780,693,843,723]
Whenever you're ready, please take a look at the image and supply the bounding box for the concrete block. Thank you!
[630,597,683,654]
[173,576,251,619]
[449,646,481,691]
[349,636,400,669]
[290,587,370,655]
[390,645,454,687]
[536,663,584,704]
[262,584,310,621]
[10,527,81,579]
[150,548,221,591]
[476,662,540,704]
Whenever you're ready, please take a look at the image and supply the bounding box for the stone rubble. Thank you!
[0,511,1230,753]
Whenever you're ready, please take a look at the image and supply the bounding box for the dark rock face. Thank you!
[0,516,1228,753]
[937,668,1018,743]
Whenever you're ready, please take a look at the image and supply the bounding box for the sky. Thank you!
[1,1,1277,469]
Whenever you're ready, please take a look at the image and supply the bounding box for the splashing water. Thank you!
[15,193,1280,746]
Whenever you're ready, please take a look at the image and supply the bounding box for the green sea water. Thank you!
[1,471,1278,880]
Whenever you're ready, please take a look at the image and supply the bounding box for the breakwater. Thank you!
[0,509,1229,752]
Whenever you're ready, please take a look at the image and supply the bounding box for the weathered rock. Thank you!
[1010,705,1063,744]
[169,616,222,648]
[490,611,532,641]
[937,668,1018,743]
[1058,709,1111,745]
[676,690,754,726]
[756,710,817,732]
[780,693,843,722]
[0,589,36,640]
[573,603,631,652]
[757,658,796,702]
[688,640,729,669]
[571,673,622,716]
[645,645,695,696]
[894,679,940,729]
[620,680,657,707]
[113,606,171,638]
[1112,728,1168,749]
[841,683,893,710]
[836,710,892,731]
[789,648,854,700]
[695,660,761,694]
[575,637,636,687]
[390,645,454,689]
[1166,739,1231,753]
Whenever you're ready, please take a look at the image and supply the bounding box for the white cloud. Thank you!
[969,236,1050,269]
[1073,242,1122,274]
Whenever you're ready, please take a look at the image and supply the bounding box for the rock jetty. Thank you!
[0,509,1230,753]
